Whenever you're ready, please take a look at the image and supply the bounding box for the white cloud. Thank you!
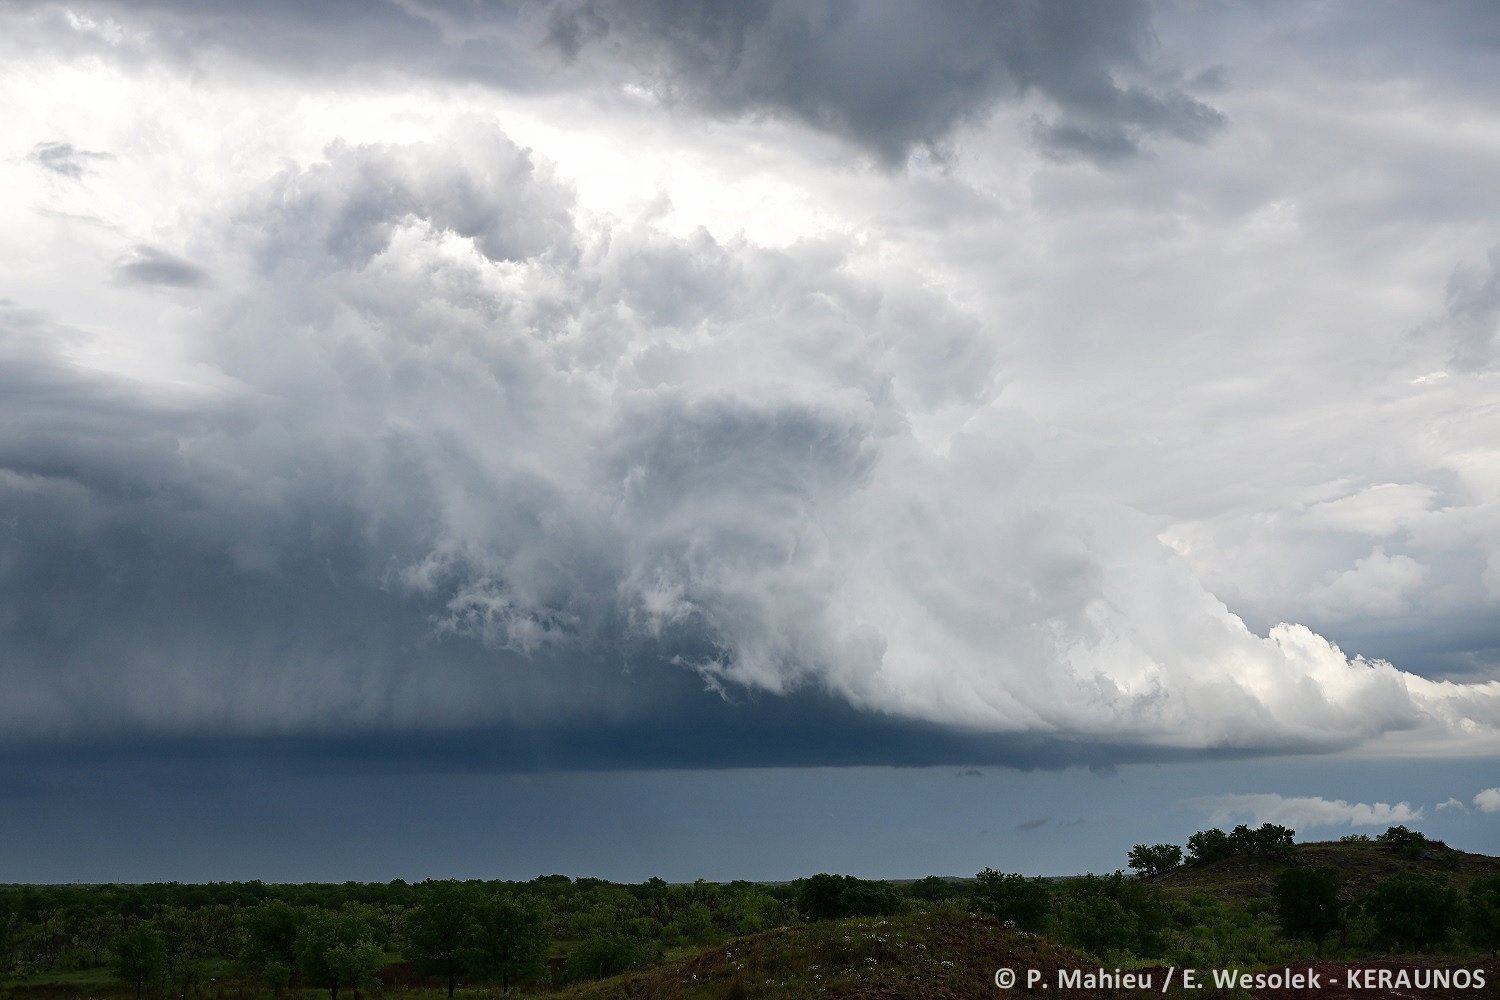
[1309,547,1429,620]
[1203,793,1424,829]
[1475,788,1500,813]
[1436,797,1467,812]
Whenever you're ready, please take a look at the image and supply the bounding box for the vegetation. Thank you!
[1125,843,1181,877]
[1,824,1497,999]
[1272,865,1342,947]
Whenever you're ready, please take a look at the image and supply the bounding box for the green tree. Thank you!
[328,940,383,1000]
[1186,828,1232,865]
[1364,871,1457,952]
[241,900,303,984]
[473,895,548,996]
[972,869,1052,933]
[296,908,381,1000]
[1126,843,1182,877]
[1466,875,1500,956]
[795,874,901,921]
[110,924,168,1000]
[1274,865,1343,948]
[404,883,480,998]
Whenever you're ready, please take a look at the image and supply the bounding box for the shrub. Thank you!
[564,935,657,981]
[972,869,1052,933]
[1273,865,1342,946]
[1364,871,1457,952]
[1467,875,1500,956]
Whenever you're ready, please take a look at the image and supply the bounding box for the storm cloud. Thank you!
[544,0,1225,164]
[7,0,1223,165]
[1,0,1499,787]
[2,118,1497,766]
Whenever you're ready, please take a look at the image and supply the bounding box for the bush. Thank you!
[972,869,1052,933]
[1364,871,1457,952]
[1058,873,1166,958]
[564,935,658,981]
[1273,865,1342,946]
[1467,875,1500,956]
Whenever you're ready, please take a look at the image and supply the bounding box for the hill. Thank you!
[558,908,1146,1000]
[1151,838,1500,901]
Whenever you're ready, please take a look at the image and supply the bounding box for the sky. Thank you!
[1,0,1498,883]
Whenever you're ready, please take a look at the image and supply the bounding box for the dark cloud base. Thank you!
[0,686,1276,778]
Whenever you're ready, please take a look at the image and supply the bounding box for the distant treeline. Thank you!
[2,824,1498,998]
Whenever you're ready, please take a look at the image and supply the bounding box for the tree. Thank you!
[1467,875,1500,956]
[1274,866,1343,948]
[296,908,382,1000]
[404,883,480,998]
[795,874,902,922]
[972,869,1052,933]
[1364,872,1457,952]
[473,895,548,996]
[110,924,168,1000]
[1227,823,1295,858]
[1376,825,1427,859]
[1126,844,1182,878]
[327,940,383,1000]
[241,900,303,983]
[1186,828,1232,865]
[75,914,122,967]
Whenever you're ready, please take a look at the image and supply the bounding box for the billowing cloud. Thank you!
[1202,793,1424,830]
[1,121,1498,765]
[1436,797,1466,812]
[1475,788,1500,813]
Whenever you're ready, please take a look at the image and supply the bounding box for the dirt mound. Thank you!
[562,908,1148,1000]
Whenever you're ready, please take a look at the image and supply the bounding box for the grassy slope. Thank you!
[559,909,1146,1000]
[1149,839,1500,902]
